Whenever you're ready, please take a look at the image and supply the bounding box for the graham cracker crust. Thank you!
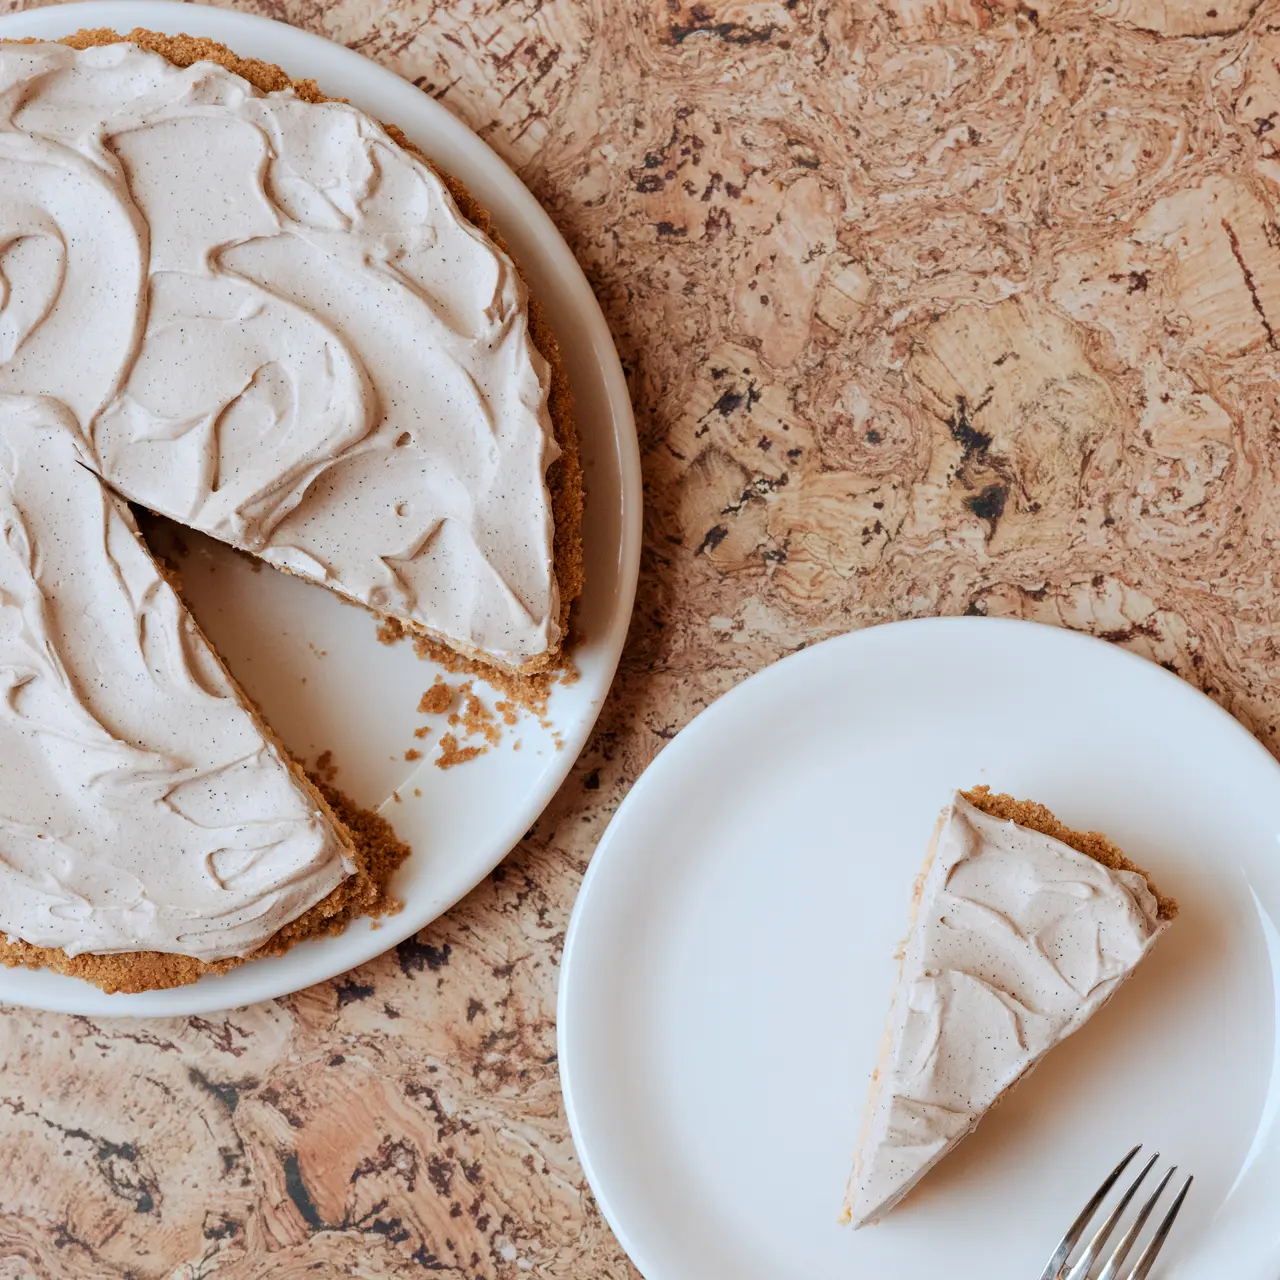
[962,786,1179,921]
[0,27,584,991]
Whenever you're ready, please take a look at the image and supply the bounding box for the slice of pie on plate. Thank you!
[845,786,1177,1228]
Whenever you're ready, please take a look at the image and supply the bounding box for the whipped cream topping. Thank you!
[0,397,352,961]
[0,40,560,667]
[846,793,1167,1228]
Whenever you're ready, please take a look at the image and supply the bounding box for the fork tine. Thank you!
[1037,1145,1142,1280]
[1123,1176,1193,1280]
[1064,1152,1160,1280]
[1096,1166,1177,1280]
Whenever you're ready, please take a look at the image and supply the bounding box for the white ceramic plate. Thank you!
[0,1,641,1017]
[558,618,1280,1280]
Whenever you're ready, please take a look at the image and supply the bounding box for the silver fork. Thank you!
[1038,1146,1193,1280]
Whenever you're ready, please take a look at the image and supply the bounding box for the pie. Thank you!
[0,30,581,992]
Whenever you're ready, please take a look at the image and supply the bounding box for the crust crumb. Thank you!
[418,680,453,715]
[461,690,501,746]
[437,734,485,770]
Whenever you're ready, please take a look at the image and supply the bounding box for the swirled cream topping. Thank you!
[846,793,1167,1228]
[0,396,353,961]
[0,38,567,963]
[0,39,561,668]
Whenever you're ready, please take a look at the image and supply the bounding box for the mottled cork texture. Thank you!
[2,0,1279,1274]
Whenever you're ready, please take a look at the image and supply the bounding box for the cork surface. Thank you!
[0,0,1277,1273]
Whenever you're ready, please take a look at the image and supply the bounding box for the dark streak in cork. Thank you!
[1222,218,1277,348]
[283,1152,324,1229]
[396,937,452,977]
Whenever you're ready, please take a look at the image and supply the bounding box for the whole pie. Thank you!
[0,29,583,992]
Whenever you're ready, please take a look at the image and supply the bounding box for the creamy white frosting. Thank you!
[0,396,352,960]
[0,39,565,962]
[0,40,560,668]
[846,793,1167,1228]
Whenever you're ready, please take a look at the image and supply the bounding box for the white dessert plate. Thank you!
[0,1,640,1016]
[558,618,1280,1280]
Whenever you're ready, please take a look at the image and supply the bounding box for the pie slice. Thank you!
[844,787,1177,1229]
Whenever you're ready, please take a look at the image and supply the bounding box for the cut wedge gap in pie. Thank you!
[844,787,1177,1229]
[0,31,583,993]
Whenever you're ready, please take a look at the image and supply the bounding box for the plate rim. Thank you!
[0,0,642,1016]
[556,616,1280,1280]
